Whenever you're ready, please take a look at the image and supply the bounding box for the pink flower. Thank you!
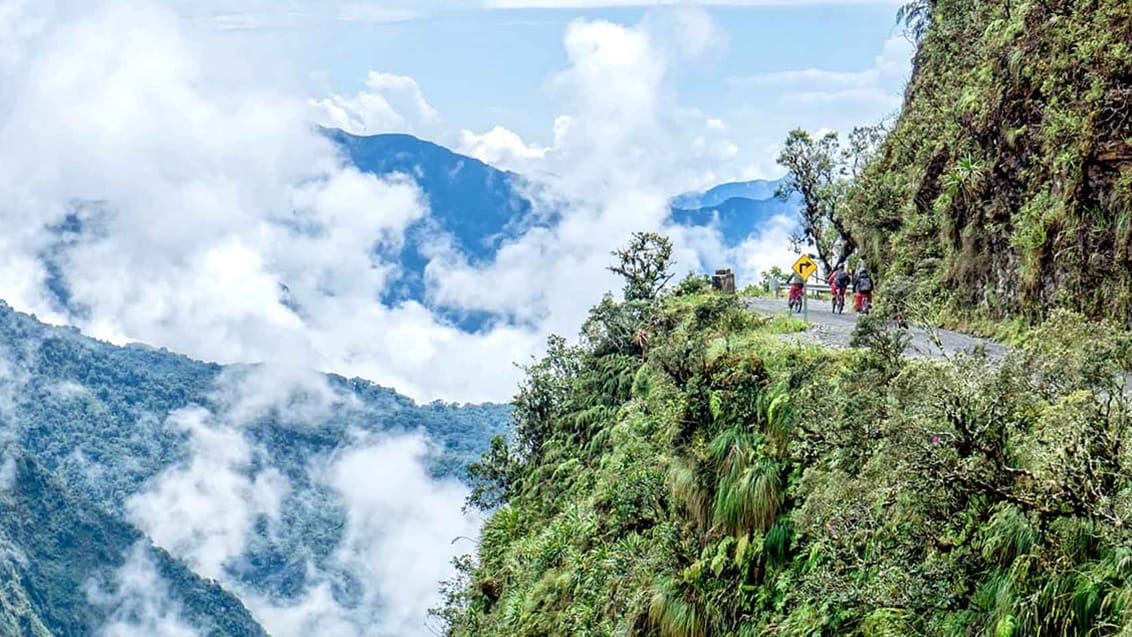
[931,436,941,444]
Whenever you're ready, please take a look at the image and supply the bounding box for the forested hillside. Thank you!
[442,276,1132,635]
[848,0,1132,323]
[0,455,265,636]
[0,300,510,632]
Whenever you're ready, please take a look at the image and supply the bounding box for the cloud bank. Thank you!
[0,0,535,402]
[120,365,482,637]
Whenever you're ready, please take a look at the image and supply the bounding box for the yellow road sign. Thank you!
[792,255,818,280]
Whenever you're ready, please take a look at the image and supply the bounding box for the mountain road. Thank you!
[747,296,1008,360]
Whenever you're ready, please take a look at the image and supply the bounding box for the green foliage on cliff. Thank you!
[848,0,1132,324]
[443,288,1132,635]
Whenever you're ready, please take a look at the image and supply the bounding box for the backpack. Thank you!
[835,271,851,287]
[857,274,873,293]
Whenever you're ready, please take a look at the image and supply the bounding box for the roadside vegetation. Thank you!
[439,0,1132,631]
[438,232,1132,636]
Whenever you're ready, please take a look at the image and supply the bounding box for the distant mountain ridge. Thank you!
[669,178,801,246]
[670,196,795,246]
[327,130,536,313]
[670,178,784,210]
[328,131,802,310]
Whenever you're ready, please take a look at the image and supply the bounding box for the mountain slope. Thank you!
[327,130,532,254]
[444,289,1132,635]
[0,454,265,636]
[850,0,1132,323]
[0,299,510,628]
[327,129,536,313]
[0,301,504,503]
[671,178,784,210]
[670,179,801,246]
[670,196,796,245]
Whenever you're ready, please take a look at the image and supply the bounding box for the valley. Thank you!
[2,0,1131,634]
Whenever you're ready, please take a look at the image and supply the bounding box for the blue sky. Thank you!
[175,1,912,182]
[306,5,900,132]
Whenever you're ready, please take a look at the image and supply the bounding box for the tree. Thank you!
[608,232,676,301]
[777,129,857,273]
[511,334,581,461]
[465,435,518,510]
[896,0,932,42]
[759,266,786,292]
[844,122,891,179]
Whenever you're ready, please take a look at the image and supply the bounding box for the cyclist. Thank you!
[853,267,874,314]
[829,264,851,313]
[786,271,805,311]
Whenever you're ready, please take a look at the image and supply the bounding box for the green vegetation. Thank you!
[842,0,1132,325]
[442,274,1132,634]
[608,232,678,302]
[450,0,1132,630]
[0,454,265,636]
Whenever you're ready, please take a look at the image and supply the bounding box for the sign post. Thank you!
[792,255,818,323]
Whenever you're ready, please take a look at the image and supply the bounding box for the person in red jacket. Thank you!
[786,272,805,311]
[829,264,850,313]
[853,267,874,313]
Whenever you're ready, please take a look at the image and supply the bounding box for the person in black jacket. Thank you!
[853,267,873,313]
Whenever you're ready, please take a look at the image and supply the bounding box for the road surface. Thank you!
[747,297,1007,360]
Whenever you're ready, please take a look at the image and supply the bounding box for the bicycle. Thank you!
[856,293,872,315]
[787,285,804,313]
[831,286,846,314]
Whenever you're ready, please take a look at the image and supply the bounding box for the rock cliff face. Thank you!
[855,0,1132,322]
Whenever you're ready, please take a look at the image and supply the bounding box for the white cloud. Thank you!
[88,543,200,637]
[127,407,290,579]
[730,214,799,280]
[212,364,348,426]
[458,126,549,171]
[323,435,481,636]
[233,431,485,637]
[640,3,728,61]
[311,71,439,136]
[0,455,14,492]
[119,366,484,637]
[729,35,913,109]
